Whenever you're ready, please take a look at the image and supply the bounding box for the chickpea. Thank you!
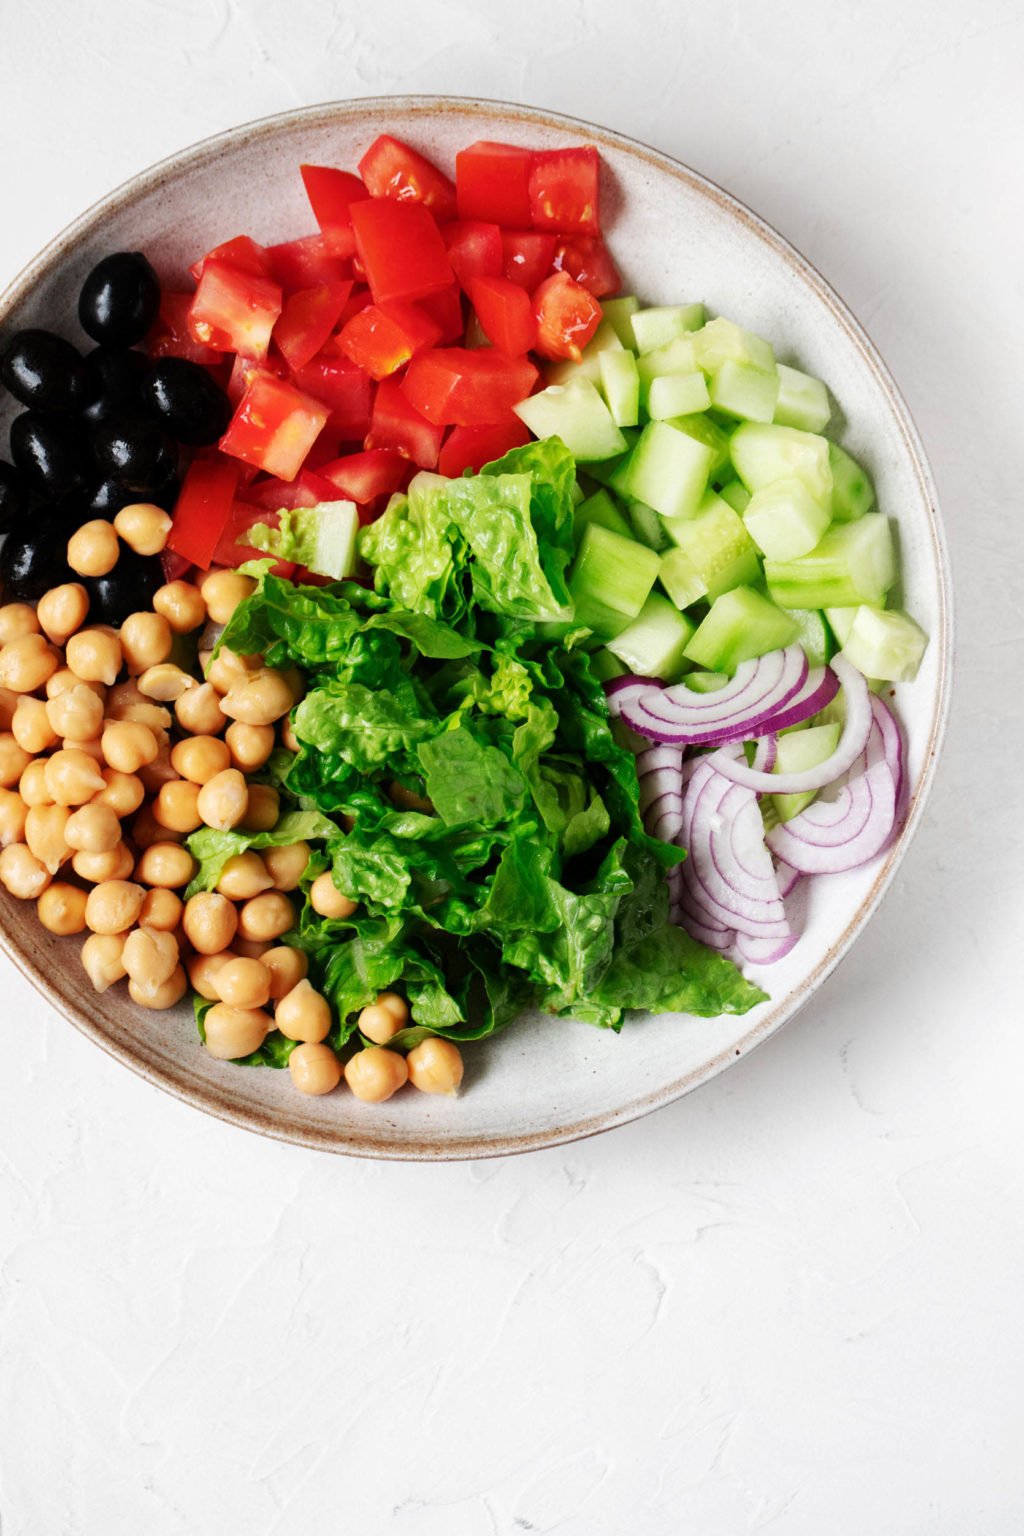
[120,612,172,675]
[0,632,60,693]
[182,891,237,954]
[0,603,40,645]
[66,519,118,577]
[45,749,106,806]
[200,570,256,626]
[280,717,300,753]
[0,687,18,729]
[80,931,127,992]
[46,668,105,705]
[65,736,106,764]
[37,583,90,646]
[170,734,230,786]
[11,699,56,757]
[175,682,226,736]
[204,649,259,696]
[85,879,145,934]
[232,936,272,960]
[288,1042,343,1096]
[220,670,293,727]
[237,891,294,943]
[91,768,145,819]
[66,628,122,687]
[101,721,159,774]
[139,887,183,932]
[276,979,331,1043]
[137,663,196,702]
[153,779,202,834]
[225,721,274,773]
[105,678,171,727]
[18,761,53,807]
[72,844,135,882]
[215,956,272,1010]
[241,783,279,833]
[123,925,180,991]
[135,842,197,890]
[260,945,308,1001]
[0,733,33,790]
[0,788,28,847]
[46,683,105,743]
[138,744,179,794]
[113,502,172,556]
[0,843,52,898]
[203,1003,271,1060]
[217,852,273,901]
[196,768,248,831]
[25,803,72,872]
[37,881,88,936]
[187,951,236,1001]
[131,804,183,848]
[153,580,206,634]
[64,803,121,854]
[129,965,188,1010]
[406,1038,464,1096]
[358,991,410,1046]
[260,841,310,892]
[309,872,357,920]
[344,1046,408,1103]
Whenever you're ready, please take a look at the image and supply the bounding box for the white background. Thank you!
[1,1,1022,1531]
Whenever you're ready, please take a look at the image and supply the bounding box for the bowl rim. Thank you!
[0,94,954,1161]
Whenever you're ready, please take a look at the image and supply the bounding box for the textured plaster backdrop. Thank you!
[1,1,1022,1532]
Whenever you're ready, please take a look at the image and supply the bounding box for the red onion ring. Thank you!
[617,647,808,744]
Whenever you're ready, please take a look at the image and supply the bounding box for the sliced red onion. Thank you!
[681,760,790,937]
[637,745,685,815]
[774,860,801,898]
[605,673,661,720]
[870,693,905,805]
[765,712,898,874]
[618,646,808,745]
[737,930,800,963]
[758,664,839,734]
[685,915,737,951]
[752,735,777,774]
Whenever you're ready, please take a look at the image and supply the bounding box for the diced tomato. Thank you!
[415,284,464,344]
[265,235,352,293]
[189,260,283,360]
[455,142,533,227]
[528,147,600,236]
[441,221,503,292]
[334,285,374,331]
[226,354,286,407]
[336,300,441,381]
[501,231,557,291]
[189,235,271,284]
[272,281,352,371]
[291,355,373,440]
[358,135,457,220]
[467,276,536,356]
[552,235,620,298]
[533,271,601,362]
[401,349,538,427]
[148,292,224,365]
[366,378,444,469]
[299,165,367,257]
[213,502,296,575]
[244,468,340,512]
[166,459,240,569]
[350,200,454,306]
[219,373,328,481]
[437,420,531,478]
[318,448,408,503]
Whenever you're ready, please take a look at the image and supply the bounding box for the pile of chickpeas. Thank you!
[0,504,464,1104]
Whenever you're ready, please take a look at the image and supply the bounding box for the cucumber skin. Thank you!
[684,586,799,672]
[606,592,696,680]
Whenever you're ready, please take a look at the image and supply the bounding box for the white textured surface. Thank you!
[0,1,1021,1530]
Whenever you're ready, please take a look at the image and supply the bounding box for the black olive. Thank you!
[81,347,151,425]
[0,507,83,601]
[87,471,179,517]
[141,357,231,446]
[0,329,90,413]
[10,411,92,499]
[91,416,177,495]
[85,546,163,625]
[78,252,161,349]
[0,460,28,532]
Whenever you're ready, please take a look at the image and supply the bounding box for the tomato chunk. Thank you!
[244,468,340,512]
[350,200,454,306]
[501,231,557,291]
[366,378,444,469]
[318,448,408,503]
[299,165,367,258]
[401,348,538,427]
[532,271,601,362]
[148,292,224,365]
[528,147,600,235]
[552,235,620,298]
[189,260,283,360]
[219,373,328,481]
[437,420,531,478]
[189,235,271,284]
[265,236,352,293]
[273,281,352,372]
[468,275,536,356]
[336,300,441,381]
[455,142,533,226]
[291,355,373,440]
[167,459,240,569]
[441,221,503,292]
[358,135,457,220]
[415,284,464,343]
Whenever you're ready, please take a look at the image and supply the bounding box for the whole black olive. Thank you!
[0,508,82,600]
[85,546,163,624]
[87,472,179,517]
[81,347,151,425]
[91,416,177,495]
[0,460,28,532]
[10,411,92,499]
[0,329,90,413]
[141,357,231,445]
[78,252,161,349]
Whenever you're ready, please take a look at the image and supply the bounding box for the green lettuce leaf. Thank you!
[186,809,339,897]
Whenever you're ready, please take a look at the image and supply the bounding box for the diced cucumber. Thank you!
[708,361,780,424]
[771,721,842,822]
[573,488,632,544]
[828,442,876,522]
[730,421,833,503]
[774,363,831,433]
[631,303,705,354]
[840,606,928,681]
[647,371,711,420]
[824,606,859,646]
[718,479,751,513]
[585,429,639,489]
[658,545,709,609]
[514,377,627,462]
[691,316,775,375]
[743,476,832,560]
[589,648,629,684]
[598,349,640,427]
[545,319,624,385]
[764,515,895,609]
[670,413,732,480]
[637,337,699,400]
[622,420,715,520]
[606,592,697,680]
[683,670,730,693]
[662,491,761,599]
[684,586,799,672]
[627,499,671,552]
[569,523,661,639]
[600,296,641,349]
[782,607,833,667]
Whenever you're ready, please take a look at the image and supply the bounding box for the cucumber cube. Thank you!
[774,363,831,433]
[585,430,639,489]
[623,420,715,520]
[589,648,629,684]
[605,592,697,680]
[569,522,661,638]
[546,319,624,386]
[708,360,780,423]
[683,670,730,693]
[782,607,833,667]
[684,586,799,672]
[573,488,632,544]
[637,337,699,401]
[627,499,671,552]
[514,377,628,462]
[600,296,641,349]
[824,606,859,646]
[692,316,775,375]
[840,606,928,681]
[729,421,833,503]
[631,303,705,354]
[659,545,709,609]
[598,348,640,427]
[743,476,832,560]
[662,491,761,599]
[828,442,876,522]
[648,371,711,420]
[670,413,732,479]
[718,479,751,513]
[765,515,896,609]
[771,721,842,822]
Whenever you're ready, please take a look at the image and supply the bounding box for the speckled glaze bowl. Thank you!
[0,97,952,1159]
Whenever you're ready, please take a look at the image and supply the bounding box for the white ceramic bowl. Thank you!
[0,97,952,1159]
